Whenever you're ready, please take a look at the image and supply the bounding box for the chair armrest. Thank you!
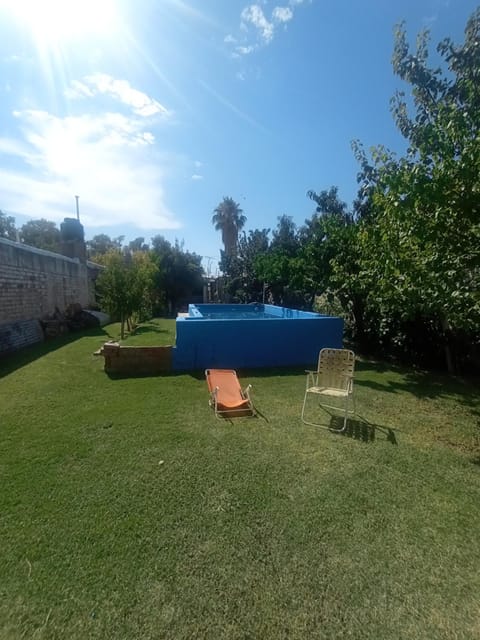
[339,374,354,392]
[208,385,219,409]
[242,383,252,399]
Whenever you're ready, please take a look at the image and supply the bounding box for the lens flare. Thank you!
[0,0,118,42]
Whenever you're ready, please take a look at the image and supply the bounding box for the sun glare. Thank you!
[1,0,118,41]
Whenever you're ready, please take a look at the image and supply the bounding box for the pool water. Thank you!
[202,311,276,319]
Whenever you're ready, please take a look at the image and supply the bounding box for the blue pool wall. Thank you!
[172,303,343,370]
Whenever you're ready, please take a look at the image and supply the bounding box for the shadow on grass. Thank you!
[129,324,173,337]
[243,366,308,378]
[0,326,116,379]
[209,406,269,425]
[249,363,479,416]
[105,370,183,380]
[324,413,398,445]
[356,360,480,407]
[105,369,240,381]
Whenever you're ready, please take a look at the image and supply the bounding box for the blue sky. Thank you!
[0,0,477,273]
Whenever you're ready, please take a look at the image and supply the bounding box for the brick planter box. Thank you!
[102,343,172,375]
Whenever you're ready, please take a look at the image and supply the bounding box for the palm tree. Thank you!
[212,197,246,257]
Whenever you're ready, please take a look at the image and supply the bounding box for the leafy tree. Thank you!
[300,190,347,295]
[306,186,351,223]
[87,234,124,258]
[354,10,480,370]
[96,250,156,339]
[0,210,17,240]
[20,219,60,252]
[212,197,246,257]
[254,216,306,306]
[128,237,149,252]
[239,228,270,301]
[299,188,364,333]
[270,215,300,256]
[151,236,204,314]
[219,228,270,302]
[127,251,158,323]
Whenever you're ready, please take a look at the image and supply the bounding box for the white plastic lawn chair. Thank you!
[301,348,355,431]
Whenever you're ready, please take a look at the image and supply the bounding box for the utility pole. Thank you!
[204,256,215,277]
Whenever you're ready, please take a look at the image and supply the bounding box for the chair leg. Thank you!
[302,390,356,430]
[302,392,320,427]
[302,392,337,430]
[302,392,355,432]
[343,394,348,431]
[341,393,356,431]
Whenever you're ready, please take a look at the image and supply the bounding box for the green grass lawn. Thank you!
[1,319,480,639]
[119,318,176,346]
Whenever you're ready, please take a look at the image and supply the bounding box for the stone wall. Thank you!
[0,237,91,325]
[0,237,98,354]
[0,319,44,354]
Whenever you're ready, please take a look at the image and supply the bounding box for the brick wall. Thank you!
[102,343,173,375]
[0,237,90,325]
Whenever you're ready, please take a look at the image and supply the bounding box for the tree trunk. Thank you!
[439,314,456,374]
[351,295,366,347]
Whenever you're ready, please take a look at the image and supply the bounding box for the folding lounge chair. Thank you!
[205,369,255,418]
[301,348,355,431]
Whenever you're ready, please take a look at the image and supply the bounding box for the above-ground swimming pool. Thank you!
[172,303,343,370]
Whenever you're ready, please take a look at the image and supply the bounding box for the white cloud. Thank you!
[423,14,438,25]
[241,5,274,43]
[272,6,293,23]
[0,108,180,230]
[0,137,32,158]
[194,160,203,168]
[229,1,309,58]
[64,80,94,99]
[66,73,171,118]
[234,44,257,57]
[191,174,203,181]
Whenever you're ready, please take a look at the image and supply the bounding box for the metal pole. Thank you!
[75,195,80,220]
[204,256,215,277]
